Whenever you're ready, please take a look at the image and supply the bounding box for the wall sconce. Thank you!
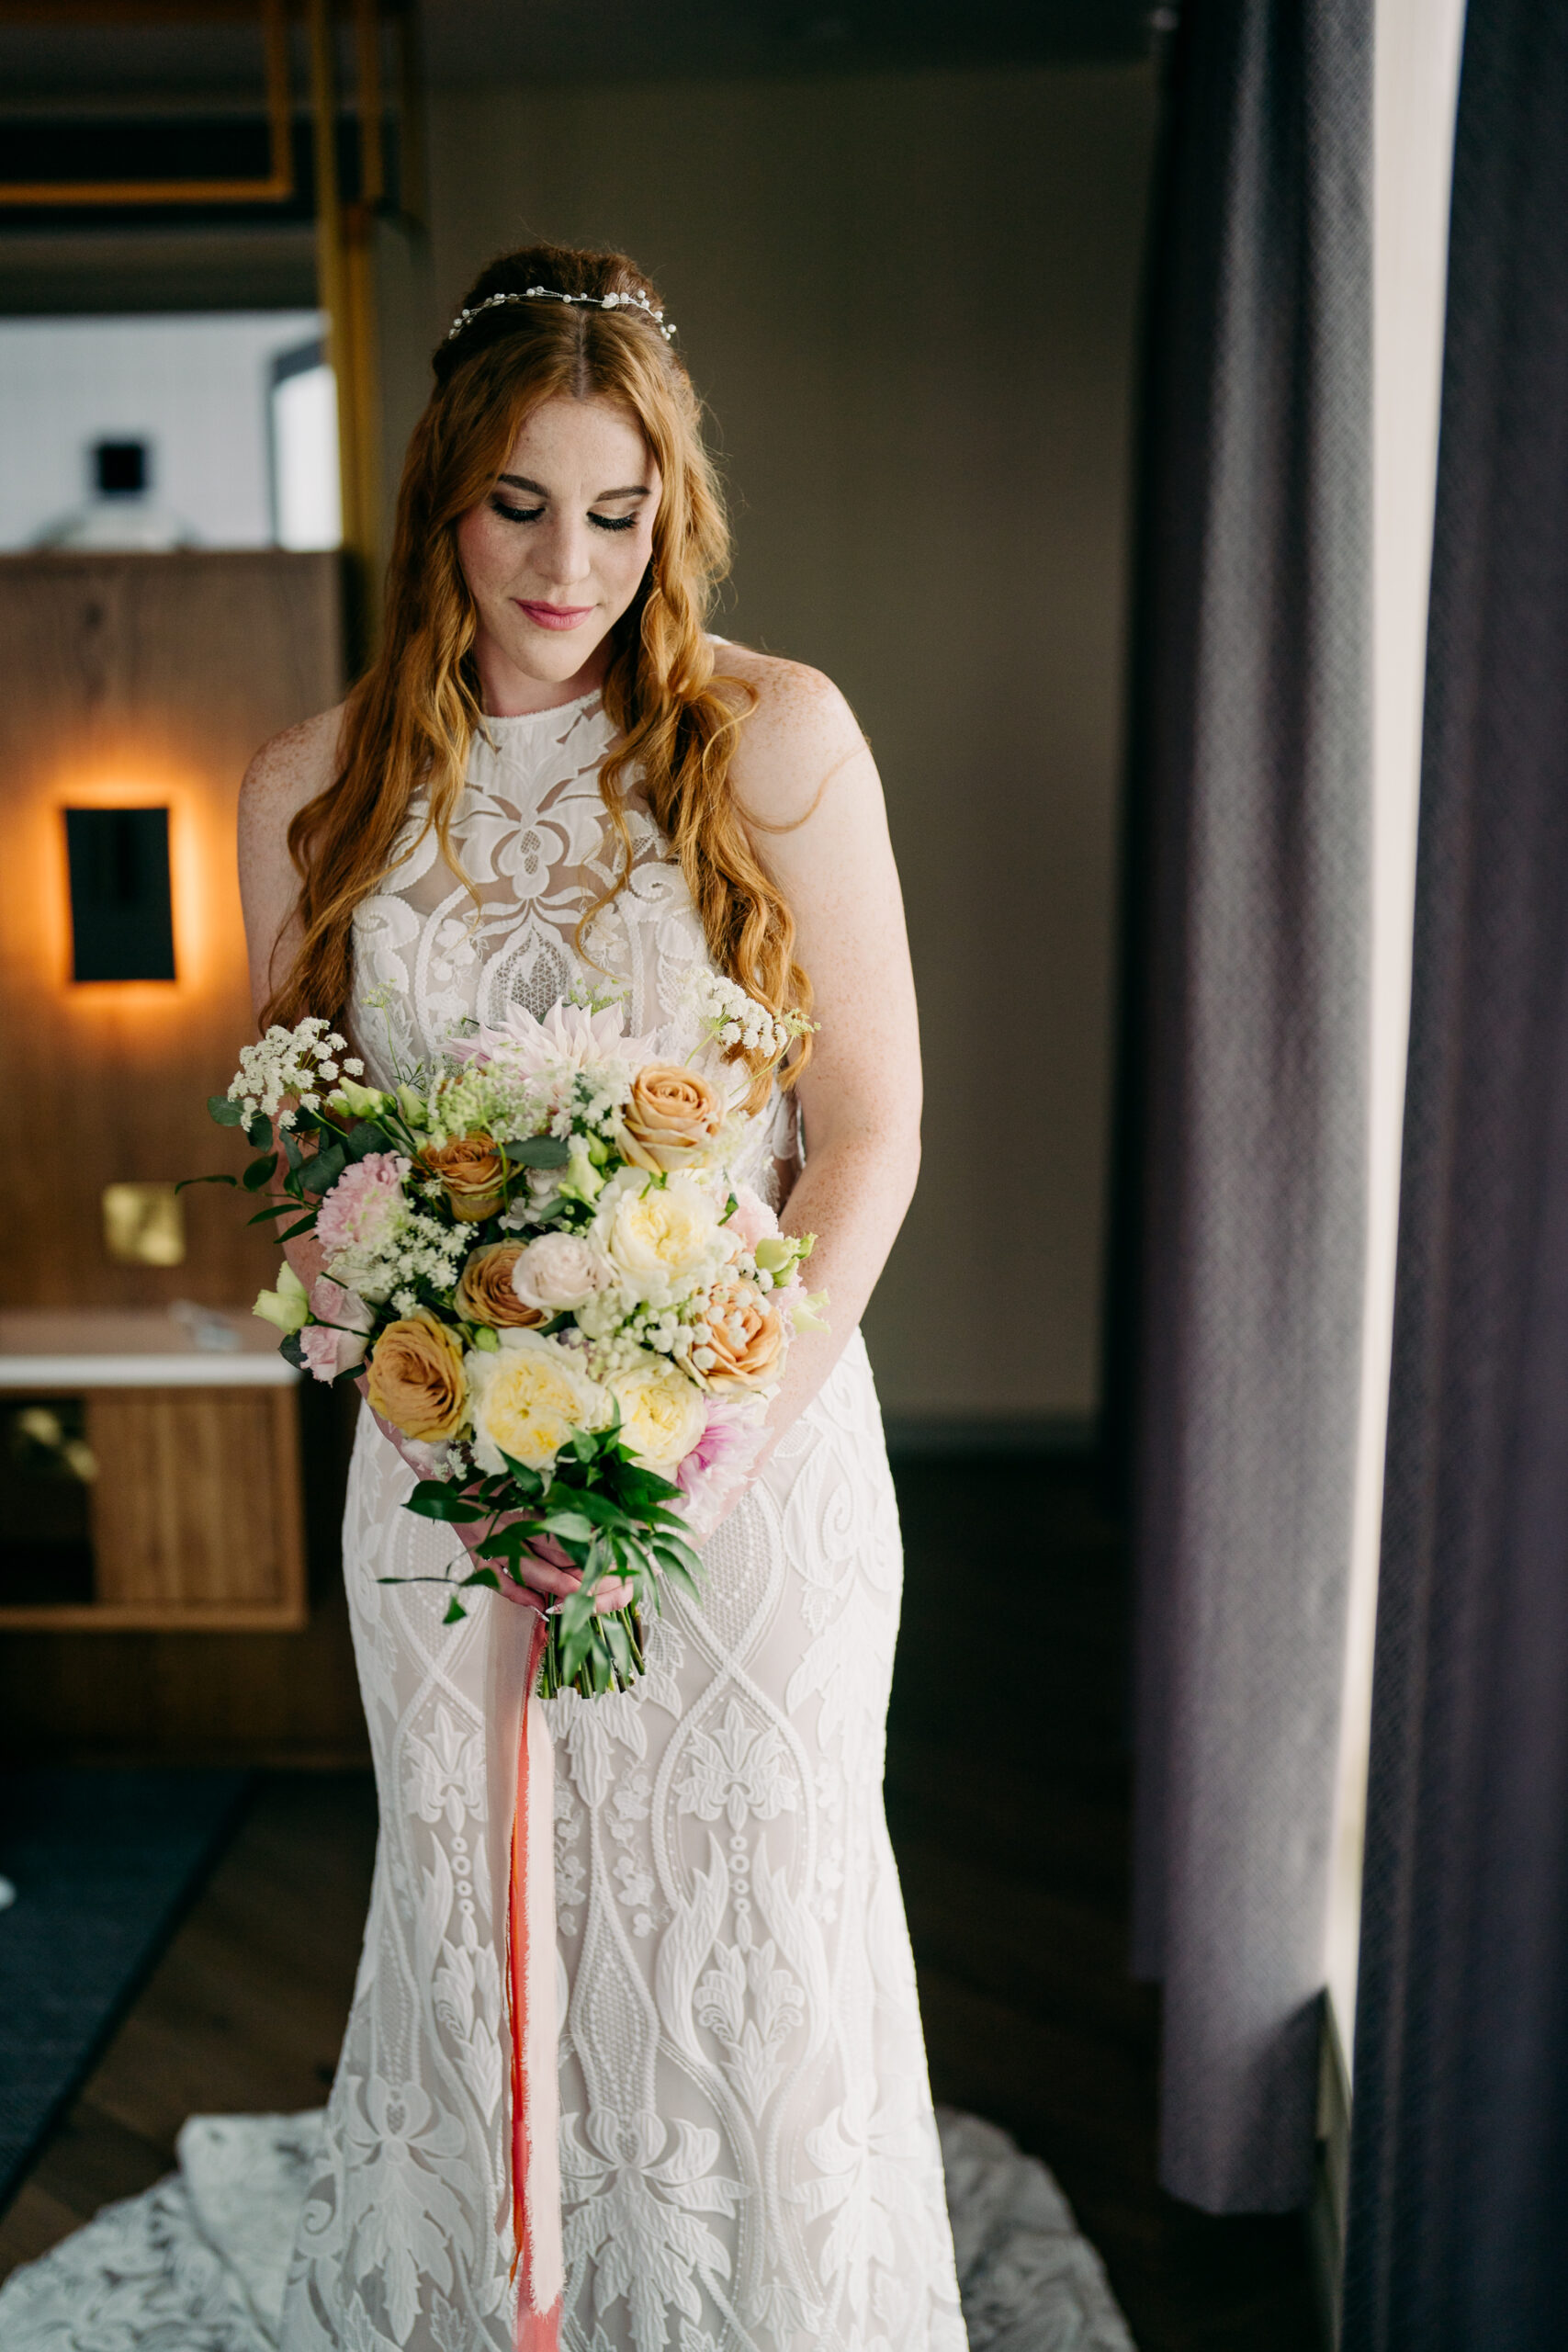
[64,806,175,982]
[102,1182,186,1267]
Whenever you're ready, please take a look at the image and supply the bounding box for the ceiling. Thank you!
[419,0,1158,83]
[0,0,1157,105]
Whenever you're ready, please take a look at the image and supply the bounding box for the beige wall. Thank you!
[416,65,1158,1423]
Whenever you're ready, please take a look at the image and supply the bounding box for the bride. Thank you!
[242,243,963,2352]
[17,241,967,2352]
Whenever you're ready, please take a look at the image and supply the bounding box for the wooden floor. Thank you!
[886,1458,1324,2351]
[0,1457,1324,2350]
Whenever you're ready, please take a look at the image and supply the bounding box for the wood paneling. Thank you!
[0,1385,306,1633]
[86,1387,305,1624]
[0,549,343,1312]
[0,1377,369,1766]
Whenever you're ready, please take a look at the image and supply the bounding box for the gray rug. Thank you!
[0,1768,253,2214]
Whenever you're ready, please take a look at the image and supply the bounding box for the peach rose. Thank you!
[455,1240,545,1329]
[419,1135,507,1221]
[618,1063,724,1172]
[693,1276,785,1392]
[366,1310,469,1442]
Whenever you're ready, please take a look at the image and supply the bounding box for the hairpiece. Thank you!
[445,285,676,345]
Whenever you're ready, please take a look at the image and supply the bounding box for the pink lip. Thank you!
[514,599,594,631]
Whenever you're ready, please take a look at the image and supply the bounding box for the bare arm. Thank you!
[720,651,922,1458]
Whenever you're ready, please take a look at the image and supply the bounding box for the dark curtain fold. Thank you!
[1342,7,1568,2346]
[1122,0,1371,2211]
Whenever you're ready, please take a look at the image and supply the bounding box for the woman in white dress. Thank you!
[235,240,964,2352]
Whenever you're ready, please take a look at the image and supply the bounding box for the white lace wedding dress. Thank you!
[290,689,968,2352]
[0,693,1138,2352]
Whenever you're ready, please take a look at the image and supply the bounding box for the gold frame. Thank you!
[0,0,295,209]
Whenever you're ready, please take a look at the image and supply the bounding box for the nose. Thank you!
[530,510,594,594]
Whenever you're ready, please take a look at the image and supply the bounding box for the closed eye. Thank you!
[488,495,638,534]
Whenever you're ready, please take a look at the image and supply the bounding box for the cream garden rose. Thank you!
[607,1353,708,1472]
[466,1329,611,1475]
[511,1230,614,1314]
[592,1168,726,1303]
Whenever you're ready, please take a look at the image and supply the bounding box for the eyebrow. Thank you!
[497,473,652,501]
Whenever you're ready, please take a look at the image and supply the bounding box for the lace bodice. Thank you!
[349,691,797,1197]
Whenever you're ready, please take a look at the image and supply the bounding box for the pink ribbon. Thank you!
[507,1609,563,2349]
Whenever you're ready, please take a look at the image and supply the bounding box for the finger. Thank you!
[511,1563,583,1600]
[593,1579,635,1615]
[494,1577,545,1612]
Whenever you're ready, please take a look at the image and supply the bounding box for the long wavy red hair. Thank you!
[264,240,810,1100]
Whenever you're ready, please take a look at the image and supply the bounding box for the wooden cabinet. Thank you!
[0,1310,305,1631]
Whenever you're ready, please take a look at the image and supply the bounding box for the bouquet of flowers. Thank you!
[198,978,821,1701]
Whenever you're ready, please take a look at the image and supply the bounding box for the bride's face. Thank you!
[456,393,661,712]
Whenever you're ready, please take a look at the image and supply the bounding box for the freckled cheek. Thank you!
[601,533,657,619]
[455,513,515,610]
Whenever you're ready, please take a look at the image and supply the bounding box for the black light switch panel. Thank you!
[64,806,176,983]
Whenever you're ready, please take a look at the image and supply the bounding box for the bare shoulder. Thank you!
[710,641,871,826]
[239,702,347,842]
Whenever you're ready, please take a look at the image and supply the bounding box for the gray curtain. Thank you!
[1122,0,1371,2211]
[1343,6,1568,2345]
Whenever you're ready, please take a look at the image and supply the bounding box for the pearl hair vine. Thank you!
[445,285,677,344]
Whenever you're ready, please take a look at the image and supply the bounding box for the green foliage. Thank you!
[383,1415,704,1702]
[503,1135,572,1169]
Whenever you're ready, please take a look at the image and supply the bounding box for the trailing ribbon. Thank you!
[507,1607,563,2351]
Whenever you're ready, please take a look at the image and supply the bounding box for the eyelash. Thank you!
[489,496,637,534]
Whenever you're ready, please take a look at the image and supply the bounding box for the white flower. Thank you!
[606,1352,707,1472]
[457,1000,658,1082]
[466,1329,611,1475]
[227,1017,350,1131]
[683,968,816,1066]
[511,1231,615,1314]
[591,1168,728,1306]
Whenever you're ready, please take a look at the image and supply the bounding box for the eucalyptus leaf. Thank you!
[303,1145,346,1196]
[537,1510,595,1547]
[208,1095,244,1126]
[245,1113,272,1150]
[175,1172,237,1193]
[404,1485,486,1522]
[503,1135,571,1169]
[497,1454,545,1499]
[242,1153,278,1193]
